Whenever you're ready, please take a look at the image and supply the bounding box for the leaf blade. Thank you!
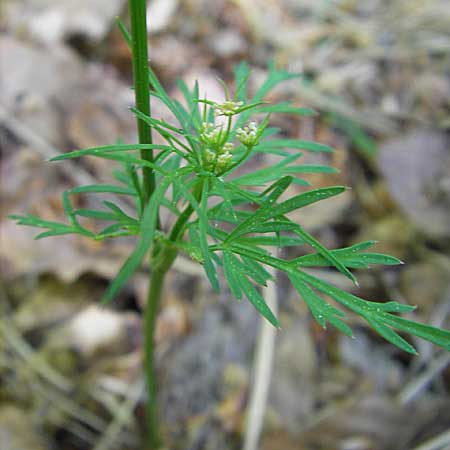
[101,177,171,304]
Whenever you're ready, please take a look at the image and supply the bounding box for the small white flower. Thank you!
[202,148,217,171]
[236,121,259,146]
[216,151,233,173]
[214,100,243,116]
[220,142,235,154]
[204,148,216,163]
[200,122,223,145]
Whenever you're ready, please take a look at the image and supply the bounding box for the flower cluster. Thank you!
[200,122,223,146]
[202,142,235,174]
[216,143,234,172]
[236,121,259,147]
[203,148,216,169]
[214,100,243,116]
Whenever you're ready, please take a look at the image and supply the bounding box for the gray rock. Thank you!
[269,321,317,432]
[209,30,247,58]
[0,36,84,147]
[378,130,450,239]
[159,291,258,426]
[4,0,126,44]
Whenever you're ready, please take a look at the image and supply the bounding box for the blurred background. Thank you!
[1,1,449,449]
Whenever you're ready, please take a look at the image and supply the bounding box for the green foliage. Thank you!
[11,53,450,355]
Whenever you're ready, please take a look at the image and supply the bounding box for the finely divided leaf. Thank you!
[74,209,117,221]
[225,186,346,242]
[256,139,333,153]
[70,185,137,196]
[378,314,450,351]
[290,274,352,337]
[233,62,250,102]
[259,102,317,116]
[292,241,402,269]
[365,317,417,354]
[293,226,357,284]
[49,144,169,162]
[295,269,449,351]
[223,251,243,300]
[239,275,280,328]
[245,221,299,234]
[101,177,171,304]
[198,181,220,292]
[235,235,305,247]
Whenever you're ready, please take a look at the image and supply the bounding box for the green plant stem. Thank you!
[144,269,166,449]
[220,115,232,146]
[169,179,205,242]
[129,0,155,204]
[223,145,253,175]
[128,1,163,447]
[141,178,206,449]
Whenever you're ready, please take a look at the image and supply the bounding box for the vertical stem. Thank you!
[129,0,155,204]
[144,269,166,449]
[128,1,162,447]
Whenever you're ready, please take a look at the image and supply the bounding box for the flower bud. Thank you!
[215,151,233,174]
[236,121,259,147]
[200,122,223,146]
[220,142,235,155]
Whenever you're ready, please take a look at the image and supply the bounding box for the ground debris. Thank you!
[379,129,450,239]
[3,0,127,45]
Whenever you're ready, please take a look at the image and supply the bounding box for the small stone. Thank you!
[339,436,372,450]
[399,255,450,314]
[147,0,179,34]
[44,305,138,359]
[379,129,450,239]
[209,29,247,57]
[4,0,127,44]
